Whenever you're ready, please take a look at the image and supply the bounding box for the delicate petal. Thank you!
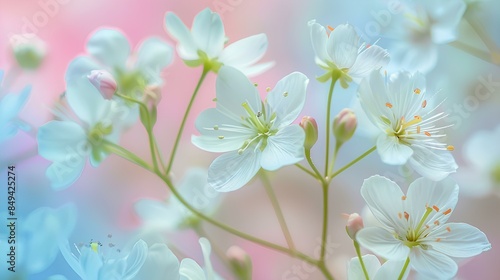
[86,28,130,68]
[199,238,214,280]
[59,241,85,279]
[37,121,88,162]
[429,223,491,258]
[357,227,410,260]
[376,134,414,165]
[191,8,225,58]
[347,254,381,280]
[66,78,111,126]
[177,168,221,215]
[374,260,409,280]
[308,20,329,64]
[65,56,101,84]
[463,125,500,169]
[165,12,198,60]
[235,61,275,77]
[134,199,181,230]
[208,149,261,192]
[0,85,30,122]
[260,125,305,170]
[327,24,359,69]
[409,145,457,181]
[219,34,269,69]
[357,70,390,129]
[80,246,102,279]
[266,72,309,127]
[410,247,457,279]
[133,244,180,280]
[179,258,205,280]
[135,37,173,84]
[349,46,389,79]
[426,0,466,44]
[46,159,85,190]
[121,240,149,279]
[391,43,438,73]
[361,175,405,230]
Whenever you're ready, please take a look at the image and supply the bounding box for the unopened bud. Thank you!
[333,108,357,144]
[346,213,364,240]
[10,34,47,70]
[88,70,117,99]
[299,116,318,150]
[143,85,162,107]
[226,246,252,280]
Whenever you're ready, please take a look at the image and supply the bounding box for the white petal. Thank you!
[429,223,491,258]
[219,34,268,69]
[192,108,254,153]
[374,260,409,280]
[66,78,112,126]
[135,37,173,84]
[261,125,305,170]
[235,61,275,77]
[122,240,149,279]
[134,199,181,230]
[133,243,179,280]
[349,45,389,79]
[179,258,204,280]
[191,8,225,58]
[65,56,101,84]
[463,125,500,170]
[86,28,130,68]
[0,85,30,122]
[391,42,438,73]
[80,246,102,279]
[266,72,309,127]
[357,70,390,128]
[46,160,85,190]
[376,134,414,165]
[177,168,221,215]
[59,241,85,279]
[347,254,380,280]
[208,149,261,192]
[37,121,87,162]
[356,227,410,260]
[165,12,198,60]
[409,145,457,181]
[427,0,466,44]
[406,177,458,226]
[308,20,330,64]
[410,247,457,279]
[199,238,215,279]
[327,24,360,69]
[216,66,261,120]
[361,175,406,230]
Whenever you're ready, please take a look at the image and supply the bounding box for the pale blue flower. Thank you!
[356,175,491,279]
[135,168,222,230]
[132,243,181,280]
[347,254,408,280]
[358,71,457,181]
[165,8,274,76]
[0,70,31,142]
[192,66,308,192]
[0,204,77,279]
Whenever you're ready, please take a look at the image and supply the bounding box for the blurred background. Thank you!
[0,0,499,279]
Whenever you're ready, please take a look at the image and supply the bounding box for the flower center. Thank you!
[237,101,277,154]
[115,69,147,97]
[88,122,113,162]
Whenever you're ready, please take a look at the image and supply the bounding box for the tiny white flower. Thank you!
[135,168,222,230]
[192,66,308,192]
[308,20,389,86]
[347,254,408,280]
[0,71,31,142]
[165,8,274,76]
[356,175,491,279]
[358,70,457,181]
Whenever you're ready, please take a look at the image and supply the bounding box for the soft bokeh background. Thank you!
[1,0,499,279]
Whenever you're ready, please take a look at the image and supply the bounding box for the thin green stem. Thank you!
[354,240,370,280]
[319,181,329,262]
[327,142,342,181]
[295,163,317,178]
[324,77,338,177]
[166,67,210,175]
[331,146,376,179]
[260,171,295,250]
[306,149,325,183]
[102,140,153,172]
[398,256,411,280]
[154,137,167,174]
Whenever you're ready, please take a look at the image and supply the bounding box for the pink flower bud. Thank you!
[226,246,252,280]
[88,70,117,99]
[346,213,364,240]
[333,108,357,145]
[300,116,318,150]
[143,85,162,107]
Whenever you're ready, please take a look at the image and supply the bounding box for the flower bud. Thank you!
[88,70,117,99]
[143,85,162,107]
[226,246,252,280]
[333,108,357,145]
[10,34,47,70]
[346,213,364,240]
[299,116,318,150]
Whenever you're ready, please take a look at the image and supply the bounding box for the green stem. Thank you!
[319,181,329,262]
[354,240,370,280]
[295,163,317,178]
[464,12,498,54]
[306,149,325,183]
[102,140,153,172]
[327,142,342,181]
[331,146,376,179]
[260,171,295,250]
[165,67,210,175]
[324,77,338,177]
[398,256,411,280]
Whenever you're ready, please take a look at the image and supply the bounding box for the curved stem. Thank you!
[354,240,370,280]
[331,146,376,179]
[327,142,342,181]
[398,256,410,280]
[324,77,338,177]
[295,163,317,178]
[102,140,153,172]
[306,149,325,184]
[260,171,295,250]
[165,67,210,175]
[319,180,329,262]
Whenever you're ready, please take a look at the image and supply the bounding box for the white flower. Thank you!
[347,254,408,280]
[0,71,31,142]
[10,33,47,70]
[37,61,127,189]
[192,66,308,192]
[356,175,491,279]
[135,168,222,230]
[308,20,389,86]
[165,8,274,76]
[179,238,222,280]
[386,0,466,72]
[357,70,457,181]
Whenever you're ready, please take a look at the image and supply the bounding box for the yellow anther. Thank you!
[386,102,393,108]
[327,25,334,31]
[432,205,440,212]
[266,87,271,92]
[424,131,431,137]
[401,195,407,200]
[446,227,451,232]
[422,100,427,108]
[447,145,455,151]
[443,208,452,215]
[414,88,421,94]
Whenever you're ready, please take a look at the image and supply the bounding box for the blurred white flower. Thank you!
[0,71,31,142]
[10,33,47,70]
[386,0,466,72]
[135,168,222,230]
[165,8,274,76]
[308,21,389,86]
[347,254,408,280]
[192,66,308,192]
[179,238,223,280]
[358,71,457,181]
[356,175,491,279]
